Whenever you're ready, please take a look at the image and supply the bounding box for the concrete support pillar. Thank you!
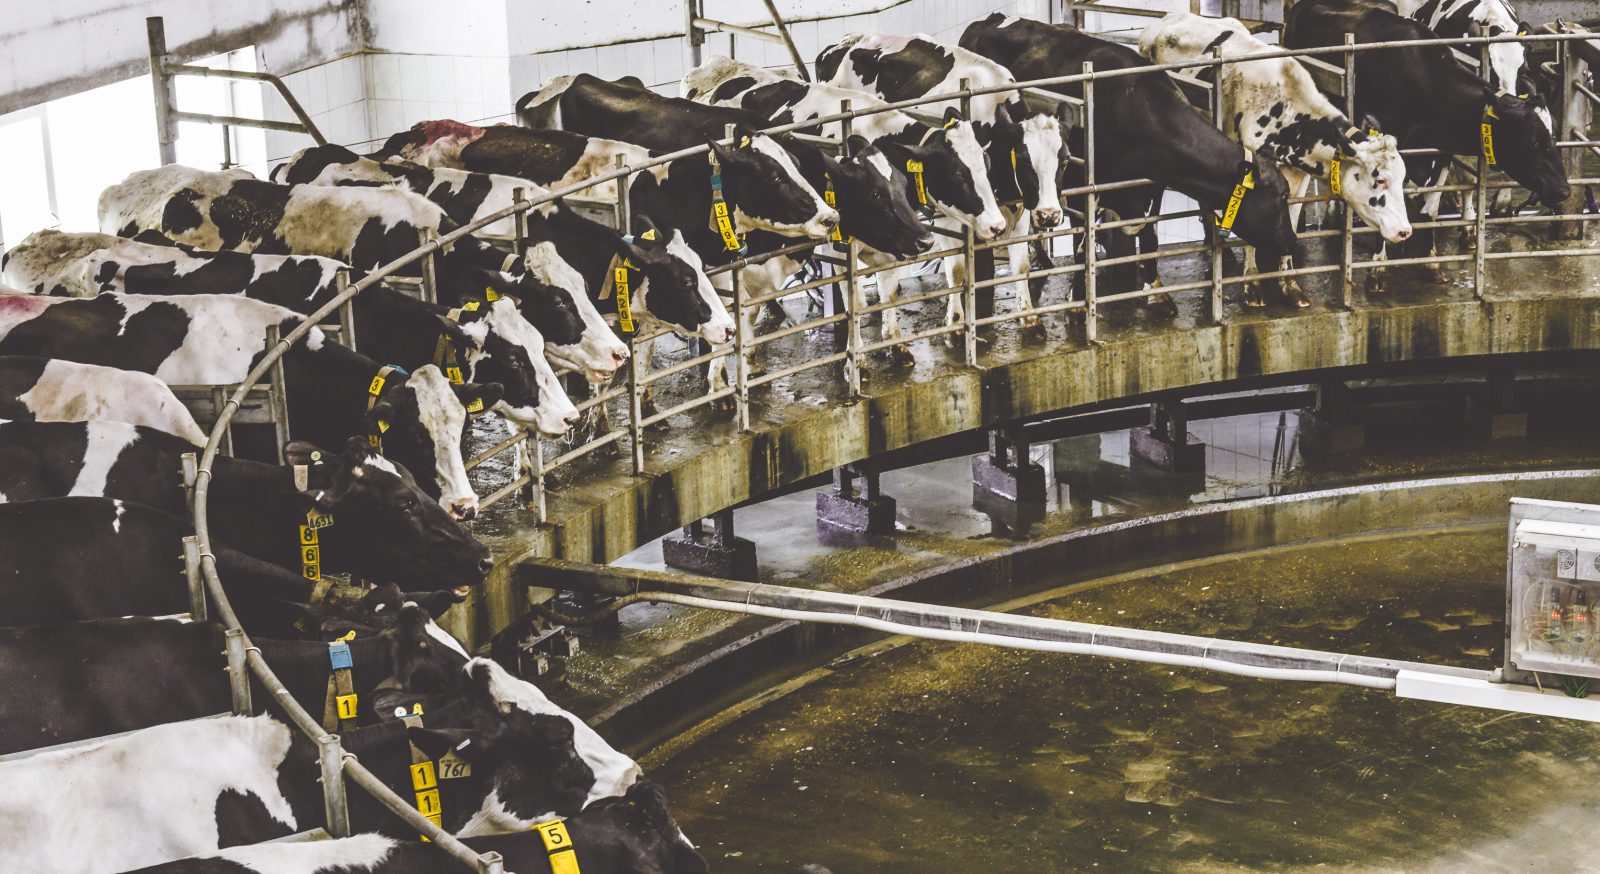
[1130,401,1207,475]
[663,508,757,581]
[1297,381,1365,455]
[817,462,896,536]
[973,424,1047,536]
[1467,368,1527,440]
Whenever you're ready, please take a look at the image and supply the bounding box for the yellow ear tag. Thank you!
[438,749,473,780]
[377,419,390,433]
[336,694,358,720]
[738,136,751,148]
[465,397,484,414]
[335,629,356,642]
[484,287,500,302]
[460,300,480,313]
[640,228,657,241]
[906,159,927,206]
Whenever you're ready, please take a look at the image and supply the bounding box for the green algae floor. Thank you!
[649,528,1600,873]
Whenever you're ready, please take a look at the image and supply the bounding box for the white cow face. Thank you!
[1338,132,1412,244]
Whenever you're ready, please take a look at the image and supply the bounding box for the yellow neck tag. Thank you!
[298,522,321,581]
[614,265,634,334]
[906,159,927,206]
[532,820,581,874]
[335,694,358,720]
[1220,171,1253,231]
[1328,156,1341,195]
[368,375,386,396]
[1480,113,1497,166]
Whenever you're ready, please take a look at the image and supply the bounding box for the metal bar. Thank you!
[512,188,529,264]
[182,536,207,621]
[418,228,439,305]
[1208,47,1226,322]
[1474,41,1490,301]
[747,352,850,388]
[319,734,351,838]
[762,0,810,81]
[732,270,750,431]
[618,152,644,477]
[335,270,355,352]
[170,110,313,136]
[1083,63,1099,343]
[223,627,251,716]
[859,323,962,354]
[959,79,979,366]
[264,325,291,464]
[693,16,784,44]
[745,312,847,347]
[846,237,863,397]
[146,18,178,165]
[162,61,326,144]
[640,386,735,427]
[1341,34,1356,307]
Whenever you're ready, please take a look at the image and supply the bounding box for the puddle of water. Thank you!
[649,529,1600,874]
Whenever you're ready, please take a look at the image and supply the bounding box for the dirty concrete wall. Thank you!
[0,0,367,117]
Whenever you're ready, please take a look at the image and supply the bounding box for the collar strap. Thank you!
[365,365,407,452]
[400,709,446,833]
[531,819,582,874]
[322,634,359,732]
[433,303,481,385]
[1481,105,1499,166]
[823,173,848,244]
[599,253,639,335]
[1219,168,1255,232]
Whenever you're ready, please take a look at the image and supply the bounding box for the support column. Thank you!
[1130,401,1206,475]
[817,462,897,537]
[1297,381,1365,455]
[663,508,757,581]
[973,424,1047,536]
[1467,368,1527,440]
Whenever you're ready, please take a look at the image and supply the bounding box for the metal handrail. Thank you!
[187,27,1600,870]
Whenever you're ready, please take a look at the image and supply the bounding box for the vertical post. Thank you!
[182,535,207,621]
[335,269,356,352]
[264,324,291,465]
[959,78,979,364]
[732,268,752,428]
[1083,63,1099,345]
[478,853,506,874]
[1554,37,1584,239]
[1340,34,1356,306]
[618,154,644,476]
[684,0,703,69]
[1208,48,1226,322]
[845,237,863,396]
[512,187,529,262]
[223,627,252,715]
[146,17,178,166]
[180,451,198,508]
[1474,41,1490,300]
[318,734,351,838]
[418,228,439,305]
[211,386,235,457]
[835,99,854,322]
[220,123,234,170]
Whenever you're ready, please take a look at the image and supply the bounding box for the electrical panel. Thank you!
[1508,517,1600,681]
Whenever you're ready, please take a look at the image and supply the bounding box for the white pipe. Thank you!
[639,592,1400,690]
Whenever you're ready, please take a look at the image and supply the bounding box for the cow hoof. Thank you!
[1283,281,1311,309]
[1424,267,1448,284]
[1243,286,1266,308]
[1365,272,1387,295]
[1149,292,1177,315]
[1457,229,1476,251]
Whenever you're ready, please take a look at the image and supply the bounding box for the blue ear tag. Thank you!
[328,641,354,671]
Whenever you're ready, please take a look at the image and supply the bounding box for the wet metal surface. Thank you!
[649,528,1600,873]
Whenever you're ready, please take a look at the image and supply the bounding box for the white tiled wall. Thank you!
[261,53,369,163]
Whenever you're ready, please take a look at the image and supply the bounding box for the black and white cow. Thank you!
[0,354,206,444]
[2,659,623,871]
[684,56,1007,346]
[1140,12,1413,300]
[1285,0,1570,272]
[817,31,1072,323]
[960,15,1299,305]
[97,165,629,382]
[133,783,708,874]
[1,230,577,436]
[0,291,499,516]
[1397,0,1545,116]
[0,607,462,752]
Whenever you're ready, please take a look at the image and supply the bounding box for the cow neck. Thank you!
[280,695,485,837]
[350,286,458,376]
[280,341,396,450]
[631,161,742,269]
[198,454,324,566]
[530,215,614,294]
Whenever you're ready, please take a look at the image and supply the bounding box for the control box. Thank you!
[1507,499,1600,682]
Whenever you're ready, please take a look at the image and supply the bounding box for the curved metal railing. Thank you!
[190,27,1600,871]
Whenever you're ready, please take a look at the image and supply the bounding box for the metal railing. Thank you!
[186,27,1600,872]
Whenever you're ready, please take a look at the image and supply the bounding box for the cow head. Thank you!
[272,144,434,193]
[706,129,838,239]
[1336,121,1412,244]
[622,214,735,344]
[573,783,710,874]
[455,297,579,436]
[1486,91,1570,208]
[363,364,502,521]
[879,113,1008,240]
[1230,147,1297,265]
[992,101,1069,229]
[283,437,491,589]
[821,141,932,258]
[301,581,468,641]
[497,246,631,383]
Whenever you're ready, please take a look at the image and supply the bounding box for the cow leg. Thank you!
[1280,169,1312,307]
[1366,241,1389,295]
[1420,162,1451,283]
[1003,210,1040,329]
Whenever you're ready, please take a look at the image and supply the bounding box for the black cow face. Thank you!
[299,582,467,641]
[708,131,836,237]
[408,709,595,822]
[617,215,712,335]
[286,437,492,589]
[878,122,1005,238]
[1488,92,1570,208]
[576,783,710,874]
[825,142,932,258]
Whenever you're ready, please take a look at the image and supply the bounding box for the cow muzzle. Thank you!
[1033,206,1064,230]
[448,497,479,521]
[805,210,842,239]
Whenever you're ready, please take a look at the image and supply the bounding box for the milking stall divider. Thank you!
[100,8,1600,870]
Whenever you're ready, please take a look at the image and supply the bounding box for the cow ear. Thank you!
[402,589,467,618]
[624,782,677,830]
[453,381,504,414]
[942,106,964,127]
[407,726,477,762]
[1359,115,1383,136]
[846,134,872,157]
[630,213,662,242]
[284,440,325,466]
[435,311,481,351]
[993,102,1016,130]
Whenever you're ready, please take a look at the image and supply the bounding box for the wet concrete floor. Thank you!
[649,528,1600,873]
